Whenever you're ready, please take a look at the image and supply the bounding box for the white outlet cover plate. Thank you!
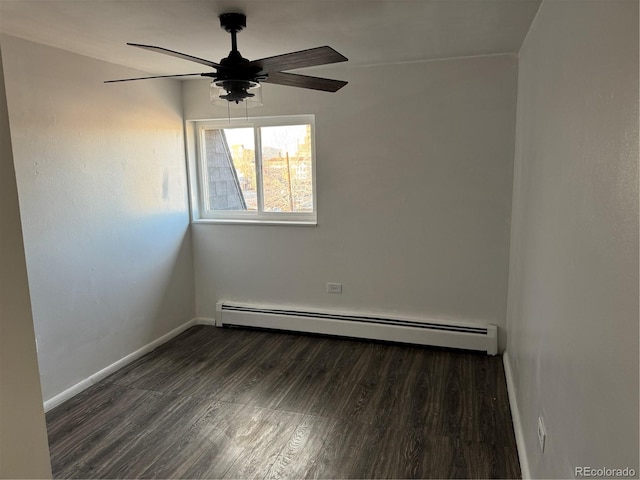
[327,283,342,294]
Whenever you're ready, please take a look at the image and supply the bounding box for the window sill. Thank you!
[192,218,317,226]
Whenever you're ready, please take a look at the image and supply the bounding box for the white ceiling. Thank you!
[0,0,541,76]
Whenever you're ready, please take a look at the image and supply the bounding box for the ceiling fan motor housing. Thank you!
[215,12,261,101]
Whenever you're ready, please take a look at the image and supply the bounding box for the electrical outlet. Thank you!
[327,282,342,294]
[537,416,546,453]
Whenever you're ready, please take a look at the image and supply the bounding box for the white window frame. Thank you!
[188,115,317,225]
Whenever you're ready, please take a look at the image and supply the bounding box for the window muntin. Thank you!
[195,115,316,224]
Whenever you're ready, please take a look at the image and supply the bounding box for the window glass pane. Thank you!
[260,124,313,213]
[203,128,257,211]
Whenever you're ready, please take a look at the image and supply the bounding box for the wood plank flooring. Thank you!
[46,325,521,479]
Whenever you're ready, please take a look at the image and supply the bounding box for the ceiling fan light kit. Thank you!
[210,79,262,108]
[105,12,348,108]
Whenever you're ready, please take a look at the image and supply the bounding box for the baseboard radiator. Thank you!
[216,301,498,355]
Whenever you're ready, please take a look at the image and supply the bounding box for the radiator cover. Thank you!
[216,301,498,355]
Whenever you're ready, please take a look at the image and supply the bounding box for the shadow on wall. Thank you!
[32,211,195,402]
[149,223,196,337]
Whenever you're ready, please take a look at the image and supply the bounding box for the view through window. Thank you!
[197,116,316,223]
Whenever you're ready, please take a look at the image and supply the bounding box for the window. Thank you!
[191,115,316,224]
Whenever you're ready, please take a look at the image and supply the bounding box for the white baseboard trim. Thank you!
[194,317,217,326]
[503,351,531,479]
[43,318,200,412]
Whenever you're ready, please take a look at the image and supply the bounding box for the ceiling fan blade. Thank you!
[104,73,207,83]
[249,46,347,74]
[127,43,222,69]
[263,72,347,92]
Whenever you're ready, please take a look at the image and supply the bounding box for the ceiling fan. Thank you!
[105,13,348,103]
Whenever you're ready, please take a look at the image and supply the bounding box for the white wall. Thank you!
[0,44,52,479]
[1,35,195,402]
[184,54,517,350]
[506,1,639,477]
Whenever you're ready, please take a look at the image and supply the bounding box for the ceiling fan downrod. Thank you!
[216,13,255,103]
[219,13,246,54]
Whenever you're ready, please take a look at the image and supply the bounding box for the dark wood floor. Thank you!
[46,325,520,479]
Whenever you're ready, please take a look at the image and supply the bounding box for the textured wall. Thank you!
[506,1,639,477]
[2,35,195,402]
[0,44,52,479]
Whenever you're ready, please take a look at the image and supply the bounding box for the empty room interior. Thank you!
[0,0,638,479]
